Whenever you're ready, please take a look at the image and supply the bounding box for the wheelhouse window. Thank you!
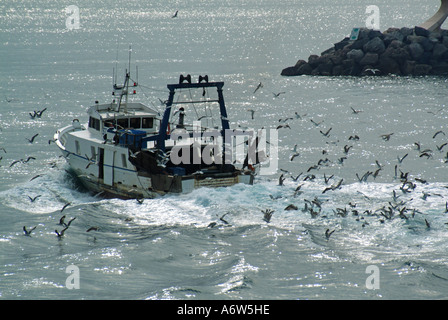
[142,117,154,129]
[129,118,140,129]
[88,117,100,131]
[116,118,128,129]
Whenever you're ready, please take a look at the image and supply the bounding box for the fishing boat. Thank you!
[54,69,256,199]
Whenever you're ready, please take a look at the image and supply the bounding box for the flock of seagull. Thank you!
[240,82,448,240]
[0,103,102,239]
[4,79,448,243]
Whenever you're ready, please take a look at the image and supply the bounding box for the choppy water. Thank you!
[1,0,448,300]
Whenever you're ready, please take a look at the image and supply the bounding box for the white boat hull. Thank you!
[54,121,254,199]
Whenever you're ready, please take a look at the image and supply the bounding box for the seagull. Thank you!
[433,130,445,139]
[63,217,76,228]
[26,133,39,143]
[261,209,274,223]
[276,124,291,130]
[397,153,408,164]
[343,145,352,154]
[325,228,335,240]
[85,154,96,169]
[337,157,347,165]
[284,204,298,211]
[60,202,71,213]
[30,174,43,181]
[319,127,332,137]
[22,156,36,163]
[350,107,363,114]
[172,10,178,18]
[27,195,41,202]
[437,143,447,152]
[278,174,286,186]
[219,213,230,224]
[290,153,300,161]
[322,179,343,194]
[59,215,66,225]
[9,159,22,167]
[36,108,47,118]
[272,92,286,98]
[365,68,380,75]
[380,133,394,141]
[23,226,36,236]
[295,112,307,119]
[55,227,68,238]
[86,226,100,232]
[253,82,263,94]
[197,115,210,121]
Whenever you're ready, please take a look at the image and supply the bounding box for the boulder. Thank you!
[296,63,313,75]
[347,37,369,50]
[334,37,351,51]
[308,55,320,68]
[360,52,379,65]
[402,60,416,75]
[414,26,430,37]
[408,42,424,60]
[433,43,448,59]
[346,49,364,62]
[443,36,448,47]
[332,64,344,76]
[317,62,334,76]
[382,46,410,62]
[400,27,414,38]
[406,35,433,51]
[363,37,386,54]
[281,66,299,76]
[377,56,401,75]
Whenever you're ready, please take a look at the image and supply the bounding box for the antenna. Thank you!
[128,45,132,76]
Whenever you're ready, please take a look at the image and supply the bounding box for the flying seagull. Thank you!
[55,227,68,238]
[261,209,274,223]
[26,133,39,143]
[253,82,263,94]
[272,92,286,97]
[325,228,335,240]
[23,226,36,236]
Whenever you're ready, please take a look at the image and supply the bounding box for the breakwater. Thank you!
[281,27,448,76]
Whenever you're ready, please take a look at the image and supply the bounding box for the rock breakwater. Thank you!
[281,27,448,76]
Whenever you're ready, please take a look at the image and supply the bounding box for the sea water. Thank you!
[1,0,448,299]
